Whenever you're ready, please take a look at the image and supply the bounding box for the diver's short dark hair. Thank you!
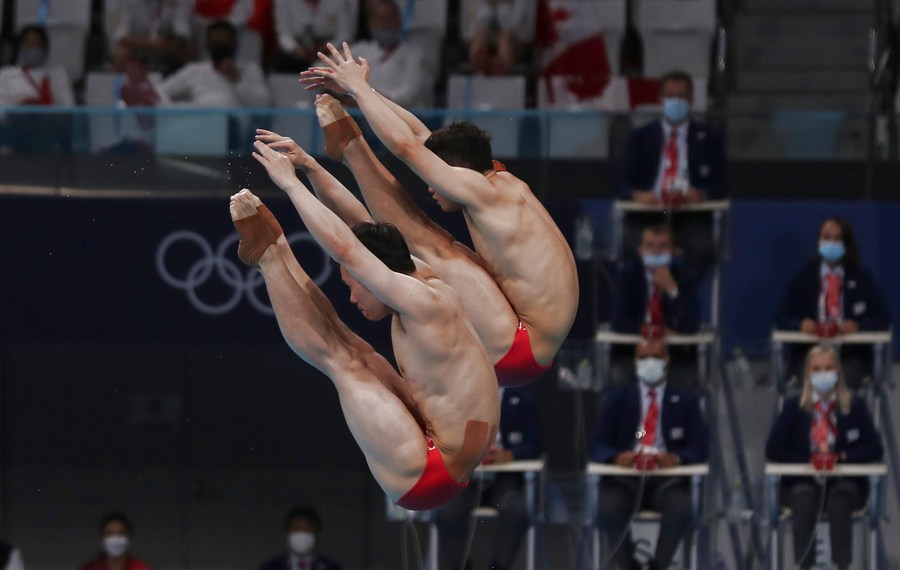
[99,512,134,535]
[352,222,416,274]
[284,506,322,532]
[424,122,493,173]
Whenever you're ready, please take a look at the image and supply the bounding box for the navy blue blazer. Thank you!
[260,554,342,570]
[776,261,890,331]
[591,383,708,465]
[765,396,883,465]
[611,260,700,334]
[617,120,725,200]
[500,388,543,460]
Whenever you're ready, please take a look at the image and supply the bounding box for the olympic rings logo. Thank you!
[155,230,332,316]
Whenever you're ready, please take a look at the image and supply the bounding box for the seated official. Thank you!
[435,387,543,570]
[79,512,151,570]
[610,224,700,389]
[616,70,725,280]
[592,339,708,570]
[766,344,883,570]
[776,217,890,388]
[260,506,342,570]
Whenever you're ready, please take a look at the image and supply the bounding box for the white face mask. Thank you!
[103,535,129,557]
[636,357,667,386]
[811,370,839,394]
[288,531,315,555]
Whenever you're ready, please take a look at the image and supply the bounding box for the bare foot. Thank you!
[229,188,263,221]
[230,189,283,268]
[315,93,349,127]
[316,93,361,161]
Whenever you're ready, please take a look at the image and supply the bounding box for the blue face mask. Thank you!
[642,252,672,268]
[662,97,690,124]
[819,240,845,262]
[811,370,838,394]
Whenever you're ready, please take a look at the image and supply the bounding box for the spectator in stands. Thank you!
[612,224,699,336]
[79,512,151,570]
[610,224,700,389]
[106,0,194,74]
[462,0,537,75]
[260,506,342,570]
[776,217,889,388]
[434,387,543,570]
[617,71,725,280]
[0,25,74,153]
[592,339,708,570]
[159,20,271,107]
[273,0,358,72]
[0,540,24,570]
[0,25,74,106]
[766,344,883,570]
[349,0,432,108]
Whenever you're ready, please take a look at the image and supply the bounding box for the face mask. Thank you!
[372,29,402,49]
[811,370,839,394]
[636,357,667,386]
[818,240,845,263]
[103,535,129,557]
[208,44,237,64]
[642,252,672,268]
[662,97,690,124]
[288,531,315,555]
[18,46,47,68]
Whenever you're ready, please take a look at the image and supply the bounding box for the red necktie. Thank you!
[648,286,663,326]
[641,389,658,447]
[825,273,842,320]
[22,69,53,105]
[662,131,679,190]
[812,401,836,452]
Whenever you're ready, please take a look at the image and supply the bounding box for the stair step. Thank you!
[735,70,870,93]
[728,93,870,112]
[741,0,874,13]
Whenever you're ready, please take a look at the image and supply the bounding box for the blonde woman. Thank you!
[766,344,883,570]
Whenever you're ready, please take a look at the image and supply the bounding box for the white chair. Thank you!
[765,463,888,570]
[266,73,318,154]
[446,74,526,158]
[404,0,448,83]
[15,0,92,27]
[635,0,716,77]
[587,463,709,570]
[16,0,91,80]
[83,71,165,153]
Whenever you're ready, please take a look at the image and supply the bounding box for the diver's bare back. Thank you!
[464,170,579,350]
[391,273,499,466]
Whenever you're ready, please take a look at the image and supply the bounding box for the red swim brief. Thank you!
[494,322,552,387]
[395,437,468,511]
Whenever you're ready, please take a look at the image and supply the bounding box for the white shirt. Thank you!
[653,120,689,195]
[160,60,271,107]
[107,0,193,42]
[819,262,845,321]
[350,40,432,108]
[638,381,666,452]
[274,0,359,55]
[5,548,24,570]
[0,65,75,106]
[461,0,537,41]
